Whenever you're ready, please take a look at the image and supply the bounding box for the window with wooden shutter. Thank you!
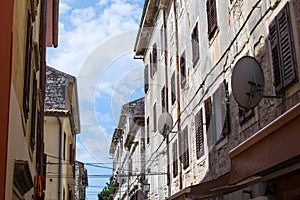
[150,53,153,79]
[30,75,37,151]
[206,0,218,40]
[161,86,165,113]
[69,143,74,164]
[181,126,189,169]
[23,11,33,121]
[204,97,212,131]
[222,81,231,134]
[171,72,176,105]
[146,117,150,144]
[191,23,199,67]
[36,112,42,173]
[172,140,178,177]
[180,52,186,89]
[152,43,157,77]
[269,3,297,94]
[144,65,149,94]
[129,158,133,175]
[195,109,204,159]
[166,86,169,112]
[153,102,157,132]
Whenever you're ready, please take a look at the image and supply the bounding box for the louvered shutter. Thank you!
[181,126,189,169]
[207,0,218,40]
[172,140,178,177]
[180,54,186,88]
[171,72,176,104]
[144,65,149,93]
[161,86,165,113]
[277,5,296,89]
[269,19,282,92]
[146,117,150,144]
[191,23,199,67]
[153,43,157,75]
[150,53,153,79]
[195,109,204,159]
[222,81,231,134]
[205,97,212,131]
[270,3,296,94]
[166,86,169,112]
[23,11,33,120]
[153,103,157,132]
[30,76,37,151]
[36,112,42,173]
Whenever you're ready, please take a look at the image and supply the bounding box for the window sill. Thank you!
[182,166,190,174]
[196,155,207,165]
[208,27,220,47]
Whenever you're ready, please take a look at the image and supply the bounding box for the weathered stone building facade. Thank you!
[134,0,300,199]
[110,98,146,200]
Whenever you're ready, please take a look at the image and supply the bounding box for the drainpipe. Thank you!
[56,116,62,200]
[172,0,183,190]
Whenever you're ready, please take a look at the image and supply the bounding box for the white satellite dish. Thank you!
[231,56,265,110]
[158,112,173,137]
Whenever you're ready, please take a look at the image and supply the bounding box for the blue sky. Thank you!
[47,0,145,199]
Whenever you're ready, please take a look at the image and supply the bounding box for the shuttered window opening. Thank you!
[181,126,189,170]
[172,140,178,177]
[195,109,204,159]
[222,81,231,134]
[180,52,187,89]
[269,3,297,94]
[161,86,166,113]
[165,86,169,112]
[30,76,37,152]
[204,97,212,131]
[144,65,149,94]
[36,112,42,173]
[153,102,157,132]
[171,72,176,105]
[191,23,199,67]
[152,43,158,77]
[206,0,218,40]
[150,52,153,79]
[146,117,150,144]
[23,10,33,121]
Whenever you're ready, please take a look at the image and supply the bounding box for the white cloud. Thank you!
[95,81,114,98]
[59,3,71,15]
[47,1,142,76]
[97,0,109,6]
[46,3,144,193]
